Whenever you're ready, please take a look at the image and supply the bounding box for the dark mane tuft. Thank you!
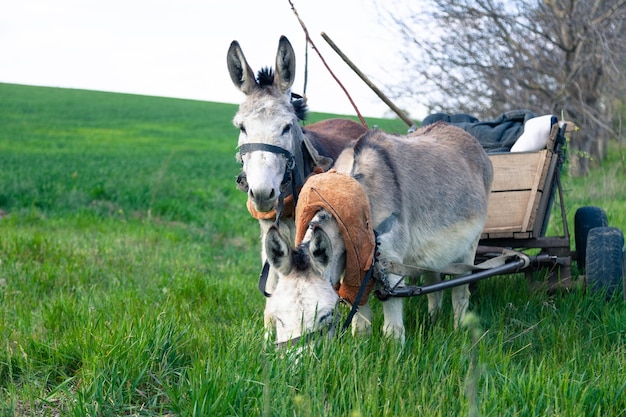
[256,67,308,121]
[257,67,274,86]
[292,246,311,272]
[291,94,308,121]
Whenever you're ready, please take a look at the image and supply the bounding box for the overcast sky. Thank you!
[1,0,425,120]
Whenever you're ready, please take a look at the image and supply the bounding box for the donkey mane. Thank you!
[291,245,311,272]
[256,67,308,121]
[256,67,275,86]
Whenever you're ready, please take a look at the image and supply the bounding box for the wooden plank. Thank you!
[481,230,532,240]
[546,122,559,151]
[519,152,548,232]
[488,151,548,192]
[536,149,554,191]
[532,152,559,236]
[484,190,532,233]
[525,190,544,234]
[483,147,553,238]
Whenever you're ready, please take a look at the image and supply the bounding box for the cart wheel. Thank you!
[585,227,625,300]
[575,206,608,270]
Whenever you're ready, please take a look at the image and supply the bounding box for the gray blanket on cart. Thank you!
[422,109,538,153]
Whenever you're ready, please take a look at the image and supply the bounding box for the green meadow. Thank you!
[0,82,625,416]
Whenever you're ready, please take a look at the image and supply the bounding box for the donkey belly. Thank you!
[403,216,485,270]
[369,177,487,271]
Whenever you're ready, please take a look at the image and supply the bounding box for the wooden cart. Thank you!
[375,121,625,300]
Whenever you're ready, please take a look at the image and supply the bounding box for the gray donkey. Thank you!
[264,123,493,346]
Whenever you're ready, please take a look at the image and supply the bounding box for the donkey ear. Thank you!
[309,226,333,271]
[265,225,292,275]
[227,40,258,95]
[274,36,296,94]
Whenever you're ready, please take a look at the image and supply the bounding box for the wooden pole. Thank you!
[321,32,415,128]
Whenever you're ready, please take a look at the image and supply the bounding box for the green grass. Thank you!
[0,82,625,416]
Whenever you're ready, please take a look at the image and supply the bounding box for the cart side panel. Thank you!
[482,149,551,238]
[483,190,538,233]
[488,151,548,191]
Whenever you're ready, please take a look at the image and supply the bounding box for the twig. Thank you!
[287,0,367,128]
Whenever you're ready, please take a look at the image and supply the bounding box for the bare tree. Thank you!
[381,0,626,175]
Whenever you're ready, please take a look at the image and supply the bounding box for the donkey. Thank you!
[264,122,494,346]
[227,36,367,296]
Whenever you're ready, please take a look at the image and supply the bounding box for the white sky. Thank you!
[1,0,425,120]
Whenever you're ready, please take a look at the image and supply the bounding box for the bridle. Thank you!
[235,93,309,205]
[237,139,307,299]
[237,142,304,201]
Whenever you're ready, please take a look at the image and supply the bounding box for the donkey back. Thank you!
[334,121,493,270]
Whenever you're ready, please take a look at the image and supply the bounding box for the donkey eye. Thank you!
[317,311,333,325]
[281,124,291,135]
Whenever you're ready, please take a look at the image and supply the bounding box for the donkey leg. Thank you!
[263,311,273,342]
[382,273,405,343]
[351,302,372,336]
[452,240,479,329]
[423,271,443,324]
[452,284,471,329]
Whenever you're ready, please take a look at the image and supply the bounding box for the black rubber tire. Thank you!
[623,249,626,301]
[585,227,625,300]
[575,206,608,270]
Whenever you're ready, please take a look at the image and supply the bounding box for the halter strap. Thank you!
[237,143,296,188]
[340,256,375,335]
[238,143,295,162]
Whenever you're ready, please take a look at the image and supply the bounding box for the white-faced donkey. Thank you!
[264,123,494,346]
[227,36,367,301]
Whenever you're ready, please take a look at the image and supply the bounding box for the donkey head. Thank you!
[227,36,305,213]
[263,210,346,347]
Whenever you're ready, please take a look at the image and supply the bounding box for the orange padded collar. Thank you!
[295,170,376,305]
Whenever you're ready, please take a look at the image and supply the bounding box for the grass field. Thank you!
[1,82,625,416]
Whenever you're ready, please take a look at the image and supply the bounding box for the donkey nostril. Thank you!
[249,189,255,199]
[269,189,275,199]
